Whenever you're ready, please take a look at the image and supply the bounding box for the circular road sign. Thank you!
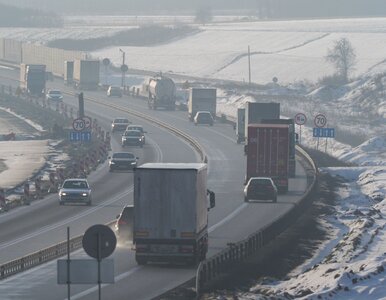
[314,114,327,128]
[294,113,307,125]
[82,116,92,130]
[82,224,117,259]
[72,118,85,131]
[120,64,128,73]
[102,58,110,66]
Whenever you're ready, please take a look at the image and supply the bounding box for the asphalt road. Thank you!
[0,67,309,300]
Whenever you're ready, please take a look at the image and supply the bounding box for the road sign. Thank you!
[72,118,85,131]
[57,259,114,284]
[69,131,91,142]
[82,224,117,259]
[83,116,92,130]
[313,127,335,138]
[314,114,327,128]
[295,113,307,125]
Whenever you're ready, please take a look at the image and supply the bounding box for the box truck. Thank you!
[73,59,100,90]
[133,163,215,265]
[19,64,46,97]
[245,124,290,193]
[188,88,216,121]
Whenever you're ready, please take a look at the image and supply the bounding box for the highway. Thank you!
[0,66,309,299]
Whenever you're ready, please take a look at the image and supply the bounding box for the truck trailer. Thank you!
[147,76,176,110]
[133,163,215,265]
[246,124,290,193]
[19,64,46,97]
[64,61,74,85]
[73,59,100,90]
[236,108,246,144]
[261,118,296,177]
[188,88,217,121]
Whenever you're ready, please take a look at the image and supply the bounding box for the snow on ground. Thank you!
[92,18,386,85]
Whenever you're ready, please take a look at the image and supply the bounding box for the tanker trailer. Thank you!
[148,76,176,110]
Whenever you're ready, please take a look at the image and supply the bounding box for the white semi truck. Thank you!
[133,163,215,265]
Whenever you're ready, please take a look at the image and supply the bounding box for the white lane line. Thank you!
[209,203,248,233]
[0,188,132,250]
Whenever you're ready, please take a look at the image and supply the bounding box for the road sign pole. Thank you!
[67,227,71,300]
[98,232,102,300]
[300,125,302,145]
[325,137,328,153]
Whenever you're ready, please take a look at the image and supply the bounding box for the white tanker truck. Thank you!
[147,76,176,110]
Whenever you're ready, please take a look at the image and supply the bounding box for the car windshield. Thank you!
[198,113,211,119]
[113,153,134,159]
[49,90,61,95]
[124,130,140,136]
[250,179,271,187]
[114,119,129,124]
[127,126,143,132]
[62,180,88,189]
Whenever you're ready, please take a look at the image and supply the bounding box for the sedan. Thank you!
[109,152,138,172]
[59,178,92,206]
[121,130,144,148]
[194,111,214,126]
[126,125,146,144]
[46,89,63,102]
[111,117,130,133]
[244,177,278,203]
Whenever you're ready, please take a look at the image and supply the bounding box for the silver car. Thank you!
[59,179,92,206]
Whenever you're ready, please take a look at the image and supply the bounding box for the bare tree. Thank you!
[325,38,356,83]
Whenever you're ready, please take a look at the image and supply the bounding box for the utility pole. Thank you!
[248,45,251,86]
[119,48,127,89]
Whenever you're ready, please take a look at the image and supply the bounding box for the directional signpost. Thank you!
[312,114,335,151]
[70,116,92,143]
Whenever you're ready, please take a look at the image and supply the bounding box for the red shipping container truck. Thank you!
[246,124,290,193]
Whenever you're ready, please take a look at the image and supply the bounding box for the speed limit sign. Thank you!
[295,113,307,125]
[72,118,85,131]
[314,114,327,128]
[82,116,92,130]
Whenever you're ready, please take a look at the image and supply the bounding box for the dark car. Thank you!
[115,205,134,241]
[109,152,138,172]
[107,86,123,97]
[59,178,92,206]
[194,111,214,126]
[121,130,144,148]
[111,118,130,132]
[244,177,278,203]
[126,125,147,144]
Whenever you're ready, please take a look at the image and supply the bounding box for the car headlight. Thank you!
[81,193,88,197]
[110,161,115,165]
[60,192,67,196]
[131,162,136,165]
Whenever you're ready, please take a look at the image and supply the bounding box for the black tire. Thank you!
[109,168,113,172]
[244,196,248,202]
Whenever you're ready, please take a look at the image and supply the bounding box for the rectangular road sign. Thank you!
[57,259,114,284]
[313,127,335,138]
[69,131,92,142]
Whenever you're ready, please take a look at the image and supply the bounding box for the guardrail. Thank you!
[195,145,318,296]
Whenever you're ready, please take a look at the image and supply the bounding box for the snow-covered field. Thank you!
[92,18,386,84]
[0,16,385,299]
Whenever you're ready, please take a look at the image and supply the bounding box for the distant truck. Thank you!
[19,64,46,97]
[73,59,100,90]
[64,61,74,86]
[261,118,296,178]
[188,88,217,121]
[147,76,176,110]
[245,124,290,193]
[133,163,215,265]
[244,102,280,143]
[236,108,246,144]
